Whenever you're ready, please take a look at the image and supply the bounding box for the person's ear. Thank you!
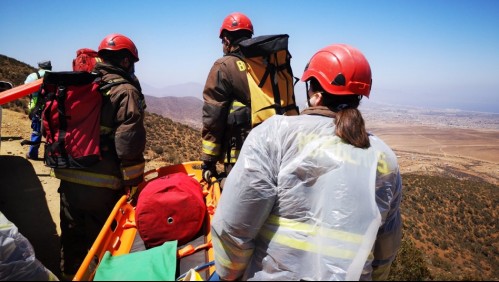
[308,92,324,107]
[316,92,324,105]
[222,36,231,47]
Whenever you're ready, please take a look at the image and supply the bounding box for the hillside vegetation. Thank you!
[144,112,201,164]
[0,54,35,113]
[393,174,498,280]
[1,54,497,280]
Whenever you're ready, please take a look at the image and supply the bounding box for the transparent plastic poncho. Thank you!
[0,212,58,281]
[212,114,401,281]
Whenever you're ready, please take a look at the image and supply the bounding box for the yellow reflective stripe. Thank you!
[105,78,127,84]
[100,125,113,135]
[371,261,392,281]
[95,57,102,63]
[223,149,239,163]
[232,101,245,107]
[122,162,145,180]
[229,101,246,113]
[101,78,127,96]
[259,228,358,260]
[214,252,248,272]
[259,215,365,259]
[212,237,252,271]
[366,251,374,261]
[267,215,363,244]
[202,140,221,156]
[53,169,121,189]
[213,234,253,259]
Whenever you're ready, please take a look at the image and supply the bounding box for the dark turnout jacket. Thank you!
[202,50,251,165]
[53,63,147,189]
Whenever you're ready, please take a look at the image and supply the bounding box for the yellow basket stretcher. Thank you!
[73,161,221,281]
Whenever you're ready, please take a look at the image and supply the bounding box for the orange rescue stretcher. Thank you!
[73,161,221,281]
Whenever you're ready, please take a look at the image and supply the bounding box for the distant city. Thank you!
[360,101,499,130]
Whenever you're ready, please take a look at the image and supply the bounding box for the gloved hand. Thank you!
[201,161,218,184]
[125,186,139,205]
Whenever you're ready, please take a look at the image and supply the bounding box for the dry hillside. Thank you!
[0,54,35,113]
[144,112,201,164]
[1,54,498,281]
[144,95,203,130]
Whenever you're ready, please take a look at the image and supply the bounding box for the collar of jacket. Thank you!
[94,62,142,92]
[301,106,336,118]
[227,46,242,56]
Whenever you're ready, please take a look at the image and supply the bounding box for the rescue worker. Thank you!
[201,12,254,184]
[24,60,52,160]
[211,44,402,281]
[54,33,146,279]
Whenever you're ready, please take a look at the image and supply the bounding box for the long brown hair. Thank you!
[310,79,370,149]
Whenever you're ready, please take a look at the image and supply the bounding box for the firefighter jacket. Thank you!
[201,49,251,165]
[53,63,147,190]
[211,107,403,281]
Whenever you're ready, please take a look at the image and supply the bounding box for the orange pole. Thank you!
[0,79,42,105]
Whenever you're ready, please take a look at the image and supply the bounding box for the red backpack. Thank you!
[136,172,207,248]
[41,71,126,168]
[72,48,101,72]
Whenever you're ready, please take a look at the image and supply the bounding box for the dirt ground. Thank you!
[367,121,499,185]
[1,108,498,278]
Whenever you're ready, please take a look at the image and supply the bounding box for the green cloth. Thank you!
[94,241,178,281]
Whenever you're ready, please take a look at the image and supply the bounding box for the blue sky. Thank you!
[1,0,499,113]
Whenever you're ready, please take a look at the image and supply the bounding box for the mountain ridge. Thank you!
[141,81,203,99]
[144,94,202,130]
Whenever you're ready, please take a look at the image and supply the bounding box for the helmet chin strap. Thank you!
[306,81,311,107]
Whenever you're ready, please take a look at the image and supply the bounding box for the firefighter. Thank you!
[54,33,146,279]
[201,12,254,185]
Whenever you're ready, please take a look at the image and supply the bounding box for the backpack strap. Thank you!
[54,85,69,162]
[267,53,284,115]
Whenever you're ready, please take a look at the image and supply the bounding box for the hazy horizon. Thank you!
[141,81,499,114]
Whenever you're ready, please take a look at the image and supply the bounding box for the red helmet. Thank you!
[98,33,139,62]
[219,12,254,38]
[301,44,372,97]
